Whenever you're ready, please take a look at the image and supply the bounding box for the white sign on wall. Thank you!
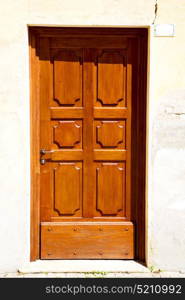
[154,24,175,37]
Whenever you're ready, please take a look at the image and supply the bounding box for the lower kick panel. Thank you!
[41,222,134,259]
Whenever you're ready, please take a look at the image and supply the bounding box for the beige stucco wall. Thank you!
[148,0,185,271]
[0,0,185,272]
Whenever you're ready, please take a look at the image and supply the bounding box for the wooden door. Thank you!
[37,30,139,259]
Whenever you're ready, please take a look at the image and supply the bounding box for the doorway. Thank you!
[29,27,147,261]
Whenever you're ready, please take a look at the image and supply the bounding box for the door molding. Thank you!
[29,27,148,262]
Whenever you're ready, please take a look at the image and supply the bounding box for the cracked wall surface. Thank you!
[0,0,185,272]
[152,0,158,24]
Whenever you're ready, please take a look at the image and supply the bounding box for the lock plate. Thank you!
[40,158,46,165]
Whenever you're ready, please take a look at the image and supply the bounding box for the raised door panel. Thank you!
[52,120,82,149]
[53,49,82,106]
[95,163,126,216]
[41,162,83,220]
[53,162,82,217]
[94,120,126,149]
[96,50,126,107]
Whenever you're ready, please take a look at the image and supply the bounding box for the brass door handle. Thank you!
[40,149,54,165]
[40,149,54,155]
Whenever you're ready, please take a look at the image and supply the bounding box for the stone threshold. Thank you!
[19,260,149,274]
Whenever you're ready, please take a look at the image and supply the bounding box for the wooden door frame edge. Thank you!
[29,26,148,262]
[29,28,40,261]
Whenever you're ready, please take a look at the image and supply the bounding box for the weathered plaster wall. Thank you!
[147,0,185,271]
[0,0,185,272]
